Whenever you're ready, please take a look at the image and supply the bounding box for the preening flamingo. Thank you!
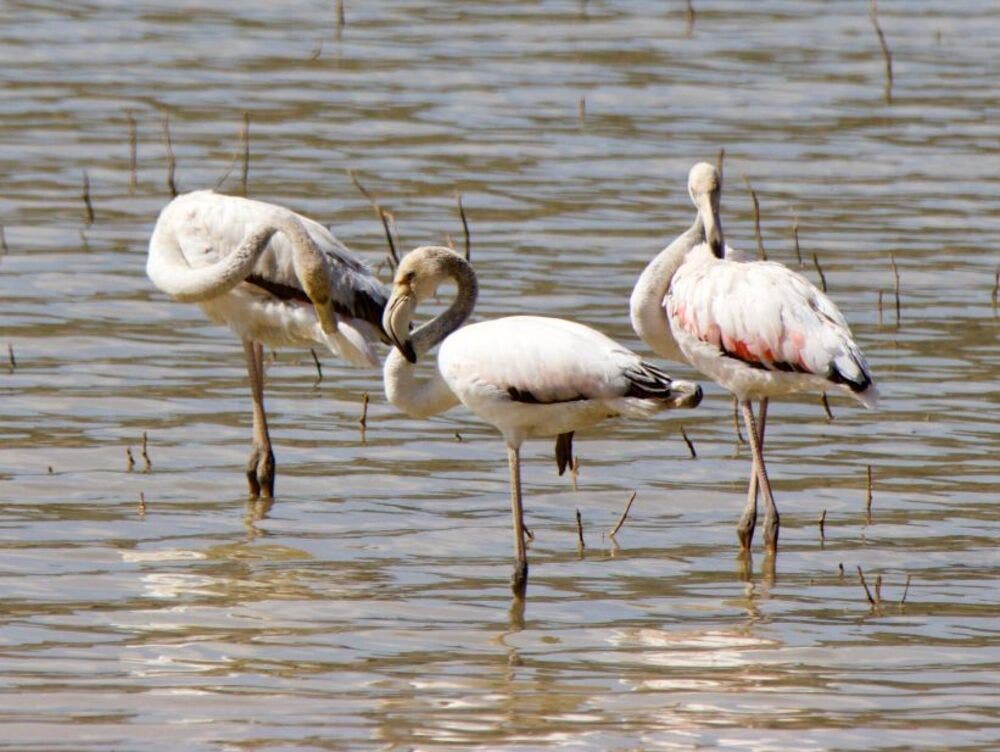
[630,162,877,553]
[381,245,703,596]
[147,190,387,498]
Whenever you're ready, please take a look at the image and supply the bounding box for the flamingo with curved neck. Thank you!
[382,245,702,597]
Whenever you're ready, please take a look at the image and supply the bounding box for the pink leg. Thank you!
[736,398,768,549]
[243,340,275,498]
[741,400,779,553]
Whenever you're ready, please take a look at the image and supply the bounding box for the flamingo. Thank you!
[630,162,877,553]
[147,190,387,498]
[381,245,703,596]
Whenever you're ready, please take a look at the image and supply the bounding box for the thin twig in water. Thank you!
[992,267,999,312]
[309,348,323,383]
[456,191,471,261]
[877,289,884,325]
[732,395,745,445]
[578,95,586,126]
[125,110,138,195]
[821,392,835,421]
[890,253,901,326]
[454,431,462,442]
[126,447,135,472]
[336,0,345,31]
[679,426,697,459]
[791,210,802,266]
[0,225,7,259]
[6,344,14,372]
[741,173,766,260]
[869,0,894,103]
[239,111,250,197]
[570,456,580,491]
[141,431,152,473]
[865,465,873,523]
[347,170,399,270]
[900,574,912,605]
[857,565,876,605]
[358,392,369,429]
[575,509,585,550]
[684,0,695,37]
[818,508,827,539]
[812,252,827,292]
[162,114,177,198]
[874,574,883,604]
[138,491,147,517]
[609,490,638,539]
[82,170,94,226]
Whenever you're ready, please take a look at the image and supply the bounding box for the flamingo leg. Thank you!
[243,339,275,499]
[507,444,529,598]
[736,398,768,550]
[741,400,779,552]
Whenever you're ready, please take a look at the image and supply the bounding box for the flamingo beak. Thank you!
[383,284,418,364]
[670,380,703,409]
[695,190,725,259]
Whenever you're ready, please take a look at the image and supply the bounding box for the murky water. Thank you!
[1,1,997,749]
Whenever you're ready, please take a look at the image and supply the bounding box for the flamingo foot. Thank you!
[736,507,757,551]
[762,510,780,554]
[510,559,528,599]
[246,443,275,499]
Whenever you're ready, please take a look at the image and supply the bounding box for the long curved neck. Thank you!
[382,255,477,419]
[630,214,703,362]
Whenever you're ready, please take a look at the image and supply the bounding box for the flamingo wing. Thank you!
[667,254,873,395]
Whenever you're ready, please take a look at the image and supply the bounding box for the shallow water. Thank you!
[1,1,998,750]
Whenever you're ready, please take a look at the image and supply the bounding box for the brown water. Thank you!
[1,1,998,749]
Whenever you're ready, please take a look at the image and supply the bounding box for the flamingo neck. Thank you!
[630,215,703,362]
[382,254,477,418]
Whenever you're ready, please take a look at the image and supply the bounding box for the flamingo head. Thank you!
[688,162,725,258]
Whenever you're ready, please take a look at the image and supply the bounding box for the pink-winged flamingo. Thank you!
[630,162,877,553]
[381,245,703,597]
[147,190,387,498]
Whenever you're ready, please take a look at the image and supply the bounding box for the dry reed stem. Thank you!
[577,96,586,126]
[679,426,697,459]
[812,252,827,292]
[732,395,745,445]
[900,574,912,605]
[818,508,826,538]
[347,170,399,270]
[575,509,585,550]
[456,191,471,261]
[309,348,323,383]
[239,111,250,197]
[81,171,94,226]
[684,0,695,37]
[6,344,14,372]
[162,114,177,198]
[358,392,369,428]
[821,392,835,421]
[570,456,580,491]
[141,431,152,472]
[126,447,135,472]
[890,253,901,326]
[877,289,884,325]
[874,574,883,603]
[857,565,876,605]
[791,211,802,266]
[741,173,766,260]
[865,465,873,523]
[0,225,7,259]
[992,267,999,312]
[138,491,147,517]
[336,0,345,29]
[869,0,894,103]
[609,490,638,539]
[125,110,138,195]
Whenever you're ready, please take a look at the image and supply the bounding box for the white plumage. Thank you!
[147,189,387,497]
[382,245,702,596]
[631,162,877,553]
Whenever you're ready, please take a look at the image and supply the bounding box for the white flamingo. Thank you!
[147,190,387,498]
[630,162,877,553]
[381,245,703,596]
